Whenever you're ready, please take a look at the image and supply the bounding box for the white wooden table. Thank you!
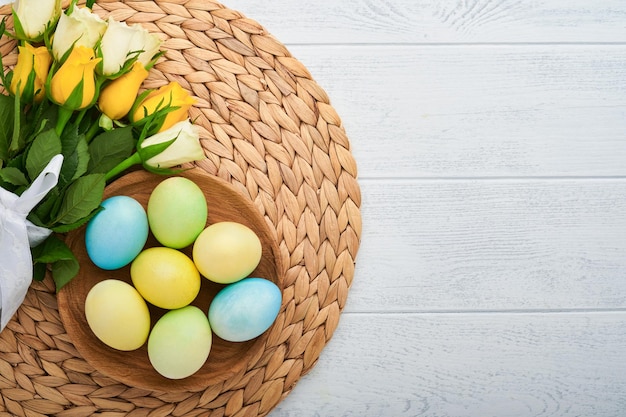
[227,1,625,416]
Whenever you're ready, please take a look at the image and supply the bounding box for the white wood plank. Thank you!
[345,179,626,313]
[269,312,626,417]
[217,3,626,417]
[285,45,626,178]
[226,0,626,44]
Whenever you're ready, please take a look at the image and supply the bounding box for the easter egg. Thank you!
[85,279,151,351]
[208,278,281,342]
[192,222,262,284]
[85,196,149,270]
[131,247,201,309]
[148,306,212,379]
[147,177,208,249]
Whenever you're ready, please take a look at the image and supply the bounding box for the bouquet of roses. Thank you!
[0,0,205,330]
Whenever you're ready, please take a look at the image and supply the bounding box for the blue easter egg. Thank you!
[85,196,149,270]
[208,278,282,342]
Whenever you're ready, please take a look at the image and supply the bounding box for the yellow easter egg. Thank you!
[131,247,201,309]
[192,221,262,284]
[85,279,151,351]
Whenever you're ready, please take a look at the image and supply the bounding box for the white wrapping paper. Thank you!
[0,154,63,331]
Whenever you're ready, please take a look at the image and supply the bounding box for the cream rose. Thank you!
[52,6,107,61]
[141,119,205,169]
[12,0,61,41]
[99,18,161,76]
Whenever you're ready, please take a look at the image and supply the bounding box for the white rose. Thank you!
[12,0,61,41]
[141,119,205,169]
[52,6,107,61]
[99,17,162,76]
[132,28,162,68]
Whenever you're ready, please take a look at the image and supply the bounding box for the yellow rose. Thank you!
[131,82,196,132]
[50,46,102,110]
[10,43,52,102]
[98,61,149,120]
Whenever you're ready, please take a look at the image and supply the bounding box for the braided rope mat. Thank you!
[0,1,361,416]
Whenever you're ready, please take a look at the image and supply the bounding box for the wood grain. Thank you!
[287,45,626,178]
[224,1,626,416]
[271,312,626,417]
[226,0,626,44]
[348,179,626,313]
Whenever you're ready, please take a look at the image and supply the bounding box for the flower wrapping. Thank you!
[0,154,62,330]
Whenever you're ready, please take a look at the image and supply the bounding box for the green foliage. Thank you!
[0,89,110,291]
[0,167,28,186]
[0,94,14,162]
[59,123,90,185]
[31,235,80,291]
[26,129,62,180]
[88,126,135,174]
[53,173,105,225]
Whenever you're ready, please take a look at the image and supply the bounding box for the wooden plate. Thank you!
[57,168,284,392]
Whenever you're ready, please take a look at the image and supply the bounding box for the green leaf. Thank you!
[32,235,80,291]
[0,167,28,186]
[0,19,7,89]
[72,137,90,181]
[33,100,58,133]
[26,211,45,228]
[138,137,176,161]
[52,173,105,225]
[58,124,90,185]
[16,100,56,153]
[60,123,80,153]
[11,9,29,42]
[0,93,14,162]
[6,152,26,173]
[32,234,75,264]
[129,89,152,122]
[32,262,47,281]
[134,104,178,139]
[59,124,80,186]
[51,205,102,233]
[25,129,62,180]
[9,87,21,154]
[88,126,135,174]
[12,64,38,104]
[52,257,80,291]
[31,187,60,225]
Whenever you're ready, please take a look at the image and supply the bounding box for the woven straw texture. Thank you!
[0,0,361,416]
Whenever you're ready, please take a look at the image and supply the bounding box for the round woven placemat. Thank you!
[0,1,361,416]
